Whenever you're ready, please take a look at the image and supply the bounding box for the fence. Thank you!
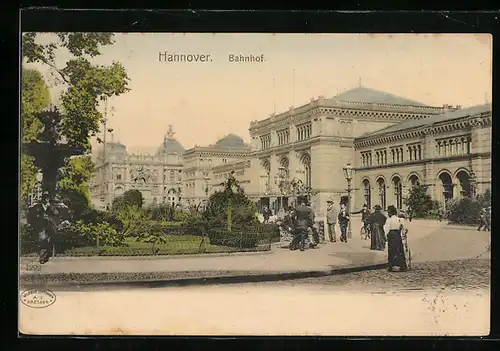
[20,223,280,257]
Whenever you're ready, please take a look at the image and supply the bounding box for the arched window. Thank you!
[408,174,420,187]
[392,177,403,210]
[377,178,386,209]
[439,172,453,203]
[456,170,471,197]
[301,155,312,188]
[363,179,371,209]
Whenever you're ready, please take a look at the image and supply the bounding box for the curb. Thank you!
[19,262,388,291]
[20,249,274,261]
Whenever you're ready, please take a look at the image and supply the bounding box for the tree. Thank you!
[403,185,436,218]
[22,32,130,152]
[112,189,144,211]
[57,155,96,219]
[20,67,50,205]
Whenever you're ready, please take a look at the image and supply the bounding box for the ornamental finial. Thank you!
[166,125,175,138]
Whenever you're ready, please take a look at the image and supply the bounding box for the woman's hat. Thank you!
[373,205,382,210]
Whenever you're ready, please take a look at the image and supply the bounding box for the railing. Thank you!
[20,223,279,258]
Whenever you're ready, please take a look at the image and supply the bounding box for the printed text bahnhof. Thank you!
[158,52,265,63]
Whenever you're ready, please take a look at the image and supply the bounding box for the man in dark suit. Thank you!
[290,196,313,251]
[27,191,59,264]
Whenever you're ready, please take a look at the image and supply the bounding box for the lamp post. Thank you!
[277,166,289,216]
[176,180,182,205]
[96,100,115,211]
[343,162,354,240]
[469,170,477,198]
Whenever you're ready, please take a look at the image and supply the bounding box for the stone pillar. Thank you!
[269,153,280,194]
[289,151,300,180]
[310,141,354,219]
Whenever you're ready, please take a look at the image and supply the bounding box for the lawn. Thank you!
[60,235,270,257]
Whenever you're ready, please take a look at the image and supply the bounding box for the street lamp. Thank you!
[277,166,289,215]
[96,100,115,212]
[469,170,477,198]
[343,162,354,239]
[203,176,211,198]
[176,180,182,205]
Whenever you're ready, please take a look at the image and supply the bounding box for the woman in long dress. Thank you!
[385,205,408,272]
[366,205,386,250]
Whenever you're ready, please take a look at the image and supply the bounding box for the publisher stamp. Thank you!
[20,289,56,309]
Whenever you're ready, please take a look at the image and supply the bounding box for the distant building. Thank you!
[90,128,251,210]
[90,126,185,210]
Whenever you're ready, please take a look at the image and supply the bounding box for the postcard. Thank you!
[19,32,491,336]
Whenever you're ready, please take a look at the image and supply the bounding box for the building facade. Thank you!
[90,87,492,219]
[90,126,185,210]
[245,87,477,218]
[353,104,492,212]
[90,129,251,210]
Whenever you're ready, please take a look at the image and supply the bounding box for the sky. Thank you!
[25,33,492,154]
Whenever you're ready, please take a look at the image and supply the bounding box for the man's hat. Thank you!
[362,204,368,208]
[327,199,333,203]
[373,205,382,210]
[41,191,50,198]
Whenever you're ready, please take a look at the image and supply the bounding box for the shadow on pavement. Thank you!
[22,263,389,292]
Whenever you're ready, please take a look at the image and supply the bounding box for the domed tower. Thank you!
[214,133,248,149]
[156,125,186,156]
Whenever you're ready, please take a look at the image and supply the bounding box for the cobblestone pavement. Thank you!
[257,259,491,292]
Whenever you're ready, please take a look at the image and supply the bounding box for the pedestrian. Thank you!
[385,205,408,272]
[290,197,313,251]
[407,205,413,222]
[338,203,350,243]
[26,191,59,264]
[263,205,270,224]
[478,206,491,231]
[326,199,338,242]
[308,204,319,248]
[366,205,386,250]
[351,203,371,240]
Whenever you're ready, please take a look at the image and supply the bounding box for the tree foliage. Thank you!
[22,32,130,151]
[20,67,51,205]
[112,189,144,211]
[203,173,258,229]
[403,185,438,218]
[57,155,95,219]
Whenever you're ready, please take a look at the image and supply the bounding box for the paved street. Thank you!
[20,219,490,288]
[251,259,491,292]
[19,220,490,336]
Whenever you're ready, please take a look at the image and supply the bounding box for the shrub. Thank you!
[20,224,39,254]
[422,200,443,220]
[477,188,491,208]
[68,220,125,247]
[446,197,482,225]
[208,229,259,249]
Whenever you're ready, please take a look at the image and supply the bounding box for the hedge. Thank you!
[446,197,482,225]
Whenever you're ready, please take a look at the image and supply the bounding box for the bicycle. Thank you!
[360,222,371,240]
